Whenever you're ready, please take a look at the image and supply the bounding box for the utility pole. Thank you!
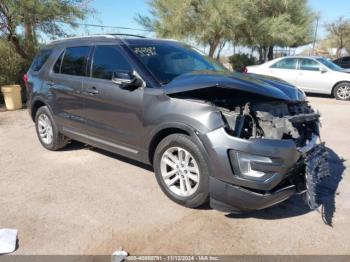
[312,13,320,55]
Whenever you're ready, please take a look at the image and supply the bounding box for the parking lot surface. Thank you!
[0,96,349,255]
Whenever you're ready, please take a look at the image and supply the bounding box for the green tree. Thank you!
[136,0,246,58]
[238,0,315,62]
[138,0,314,61]
[228,53,256,72]
[0,0,91,59]
[325,17,350,58]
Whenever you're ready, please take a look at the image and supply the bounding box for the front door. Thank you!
[82,45,144,154]
[267,57,298,86]
[295,58,331,93]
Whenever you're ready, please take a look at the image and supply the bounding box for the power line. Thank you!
[64,22,153,32]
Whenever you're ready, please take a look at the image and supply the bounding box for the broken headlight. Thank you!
[236,152,273,178]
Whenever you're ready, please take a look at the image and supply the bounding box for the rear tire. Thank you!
[153,134,209,208]
[35,106,68,151]
[333,82,350,101]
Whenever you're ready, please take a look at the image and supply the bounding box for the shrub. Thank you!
[228,53,256,72]
[0,39,31,104]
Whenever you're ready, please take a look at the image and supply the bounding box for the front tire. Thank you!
[35,106,68,151]
[333,82,350,101]
[153,134,209,208]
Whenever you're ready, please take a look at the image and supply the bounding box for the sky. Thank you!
[59,0,350,56]
[74,0,152,36]
[309,0,350,36]
[77,0,350,38]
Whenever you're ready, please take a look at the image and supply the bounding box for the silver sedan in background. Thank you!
[246,56,350,100]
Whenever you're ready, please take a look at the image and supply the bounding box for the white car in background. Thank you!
[246,56,350,100]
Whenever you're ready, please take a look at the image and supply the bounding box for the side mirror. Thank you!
[112,70,143,89]
[320,67,328,73]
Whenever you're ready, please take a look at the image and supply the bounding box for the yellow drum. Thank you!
[1,85,22,110]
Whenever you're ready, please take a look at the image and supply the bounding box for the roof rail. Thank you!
[107,33,147,38]
[48,33,147,45]
[49,34,116,44]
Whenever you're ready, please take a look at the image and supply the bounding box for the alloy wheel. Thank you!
[160,147,200,197]
[37,114,53,145]
[337,84,350,100]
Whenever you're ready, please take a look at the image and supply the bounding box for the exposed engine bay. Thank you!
[170,88,320,147]
[220,101,320,148]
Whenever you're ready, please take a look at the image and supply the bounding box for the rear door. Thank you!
[295,58,331,93]
[47,45,92,131]
[27,48,53,99]
[82,44,144,154]
[266,58,298,86]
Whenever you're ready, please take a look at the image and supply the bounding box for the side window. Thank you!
[53,51,64,73]
[270,58,297,70]
[61,46,90,76]
[92,46,132,80]
[299,59,320,71]
[342,57,350,66]
[30,49,52,72]
[333,58,342,65]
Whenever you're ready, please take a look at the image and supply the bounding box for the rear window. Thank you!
[270,58,298,70]
[30,49,52,71]
[61,46,90,76]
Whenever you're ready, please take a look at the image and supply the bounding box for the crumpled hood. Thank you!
[164,71,305,102]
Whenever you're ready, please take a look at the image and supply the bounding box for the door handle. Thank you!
[87,86,99,95]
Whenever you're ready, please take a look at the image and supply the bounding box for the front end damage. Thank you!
[169,85,330,212]
[218,98,330,210]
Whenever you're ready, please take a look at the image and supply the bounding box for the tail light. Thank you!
[24,74,29,90]
[244,67,248,73]
[23,74,28,84]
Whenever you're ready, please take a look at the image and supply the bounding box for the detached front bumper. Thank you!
[209,177,296,212]
[201,128,327,212]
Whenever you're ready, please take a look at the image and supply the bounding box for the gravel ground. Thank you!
[0,96,349,255]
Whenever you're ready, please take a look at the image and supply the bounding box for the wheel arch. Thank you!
[147,123,210,167]
[148,126,190,165]
[331,80,350,97]
[30,99,47,121]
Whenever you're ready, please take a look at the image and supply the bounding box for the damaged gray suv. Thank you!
[26,35,329,212]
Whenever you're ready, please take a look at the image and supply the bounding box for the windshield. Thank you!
[130,43,228,84]
[316,57,344,72]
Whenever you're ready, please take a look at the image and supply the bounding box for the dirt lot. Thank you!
[0,96,349,255]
